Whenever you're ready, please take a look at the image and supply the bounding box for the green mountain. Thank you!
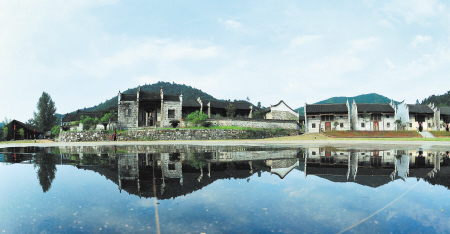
[78,81,254,113]
[295,93,397,115]
[421,91,450,107]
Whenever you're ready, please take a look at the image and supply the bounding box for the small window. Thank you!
[428,123,431,128]
[312,151,316,155]
[340,123,344,128]
[386,115,390,118]
[410,123,412,127]
[387,123,390,128]
[387,152,390,155]
[127,109,131,117]
[168,109,175,118]
[361,153,365,155]
[311,116,316,119]
[312,123,316,128]
[361,122,365,128]
[340,153,344,155]
[168,163,176,170]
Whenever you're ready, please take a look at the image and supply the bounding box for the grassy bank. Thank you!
[324,130,422,138]
[430,131,450,138]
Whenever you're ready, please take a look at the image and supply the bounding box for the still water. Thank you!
[0,144,449,233]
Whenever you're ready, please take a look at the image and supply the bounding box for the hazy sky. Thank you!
[2,0,450,121]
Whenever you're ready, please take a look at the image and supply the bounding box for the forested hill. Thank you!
[421,91,450,107]
[294,93,397,114]
[81,81,218,112]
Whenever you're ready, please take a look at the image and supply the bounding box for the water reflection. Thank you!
[1,145,449,197]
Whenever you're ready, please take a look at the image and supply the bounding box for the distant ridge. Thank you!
[295,93,398,114]
[72,81,253,113]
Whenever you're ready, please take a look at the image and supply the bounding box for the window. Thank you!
[168,109,175,118]
[410,123,412,127]
[127,109,131,117]
[340,123,344,128]
[428,123,431,128]
[311,116,316,119]
[312,123,316,128]
[361,153,365,155]
[387,152,390,155]
[371,114,382,121]
[386,115,390,118]
[321,115,334,121]
[387,123,390,128]
[361,122,365,128]
[312,151,316,155]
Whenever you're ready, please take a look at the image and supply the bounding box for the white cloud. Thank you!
[385,58,396,69]
[289,35,322,47]
[348,36,378,51]
[409,35,432,47]
[218,18,242,29]
[382,0,447,24]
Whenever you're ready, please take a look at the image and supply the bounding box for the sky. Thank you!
[2,0,450,122]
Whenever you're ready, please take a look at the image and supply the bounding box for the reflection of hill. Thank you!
[301,166,436,188]
[423,166,450,190]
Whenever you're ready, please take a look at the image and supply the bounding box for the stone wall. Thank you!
[161,100,182,127]
[118,101,138,129]
[207,118,299,130]
[57,128,299,142]
[271,111,298,120]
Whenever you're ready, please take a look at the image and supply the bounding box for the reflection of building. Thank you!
[303,147,444,187]
[267,158,299,179]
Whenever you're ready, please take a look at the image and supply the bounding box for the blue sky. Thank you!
[1,0,450,121]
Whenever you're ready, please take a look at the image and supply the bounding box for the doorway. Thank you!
[373,122,379,131]
[325,122,331,131]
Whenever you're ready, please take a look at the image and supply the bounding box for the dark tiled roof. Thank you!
[10,119,44,134]
[163,94,180,101]
[140,91,160,100]
[306,104,348,114]
[439,107,450,115]
[62,111,103,122]
[209,101,251,110]
[407,104,434,114]
[356,103,394,113]
[182,100,201,107]
[121,94,137,101]
[259,107,271,114]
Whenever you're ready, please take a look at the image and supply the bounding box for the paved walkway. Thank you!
[419,131,435,138]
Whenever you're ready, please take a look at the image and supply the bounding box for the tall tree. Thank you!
[33,92,58,132]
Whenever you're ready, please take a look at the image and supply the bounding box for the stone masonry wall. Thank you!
[271,111,298,121]
[161,100,182,127]
[208,118,299,130]
[58,128,299,142]
[118,101,138,129]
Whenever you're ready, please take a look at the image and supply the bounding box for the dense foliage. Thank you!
[80,115,99,130]
[33,92,58,132]
[51,125,60,137]
[82,81,218,112]
[226,104,236,117]
[186,111,208,127]
[421,91,450,107]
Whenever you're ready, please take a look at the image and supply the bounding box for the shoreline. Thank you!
[1,138,450,151]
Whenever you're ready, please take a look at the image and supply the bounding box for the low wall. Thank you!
[58,128,299,142]
[206,118,299,130]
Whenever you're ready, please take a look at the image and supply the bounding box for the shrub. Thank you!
[80,115,99,130]
[186,111,208,126]
[226,104,236,117]
[202,121,213,127]
[170,119,180,128]
[51,125,60,137]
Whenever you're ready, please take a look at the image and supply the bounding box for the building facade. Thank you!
[118,87,182,129]
[261,100,299,121]
[304,101,351,133]
[350,101,396,131]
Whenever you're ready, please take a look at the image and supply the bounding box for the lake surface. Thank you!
[1,144,449,233]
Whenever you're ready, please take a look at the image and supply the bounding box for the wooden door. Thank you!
[325,122,331,131]
[373,122,379,131]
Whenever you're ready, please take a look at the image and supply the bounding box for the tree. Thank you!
[226,104,236,117]
[19,128,24,140]
[186,111,208,127]
[34,153,57,193]
[34,92,58,132]
[333,121,339,130]
[80,115,99,130]
[3,126,8,140]
[51,125,60,137]
[415,99,420,105]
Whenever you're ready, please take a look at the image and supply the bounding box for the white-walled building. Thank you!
[261,100,299,121]
[304,101,351,133]
[350,101,396,131]
[396,103,435,131]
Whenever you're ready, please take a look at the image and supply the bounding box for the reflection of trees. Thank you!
[34,153,57,193]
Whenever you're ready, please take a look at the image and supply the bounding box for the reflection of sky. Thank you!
[0,164,449,233]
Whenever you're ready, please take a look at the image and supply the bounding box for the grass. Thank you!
[430,131,450,137]
[324,130,422,138]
